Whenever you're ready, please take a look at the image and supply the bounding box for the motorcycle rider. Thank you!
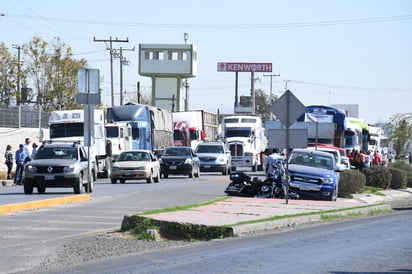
[264,148,283,178]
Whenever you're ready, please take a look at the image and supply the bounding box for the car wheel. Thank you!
[222,165,228,175]
[163,173,169,179]
[154,171,160,183]
[146,171,153,184]
[194,166,200,177]
[330,186,338,201]
[84,180,94,193]
[37,186,46,194]
[24,182,33,194]
[111,178,117,184]
[120,179,126,184]
[74,176,82,194]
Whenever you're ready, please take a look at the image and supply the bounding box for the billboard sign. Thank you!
[217,62,272,72]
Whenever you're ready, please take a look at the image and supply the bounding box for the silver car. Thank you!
[195,142,231,175]
[110,150,160,184]
[22,141,93,194]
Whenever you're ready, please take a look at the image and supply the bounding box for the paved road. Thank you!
[50,210,412,274]
[0,174,231,274]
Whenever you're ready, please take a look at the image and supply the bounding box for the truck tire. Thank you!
[37,186,46,194]
[24,182,33,194]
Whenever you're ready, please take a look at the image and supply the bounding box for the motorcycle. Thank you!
[224,160,299,200]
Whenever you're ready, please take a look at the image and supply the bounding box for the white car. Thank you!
[110,150,160,184]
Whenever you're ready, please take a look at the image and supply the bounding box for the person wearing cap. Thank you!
[14,144,28,185]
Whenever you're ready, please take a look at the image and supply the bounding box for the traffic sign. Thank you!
[270,90,306,128]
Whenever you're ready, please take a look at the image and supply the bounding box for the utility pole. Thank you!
[12,44,22,105]
[114,46,135,105]
[93,37,129,107]
[183,33,189,111]
[263,73,280,120]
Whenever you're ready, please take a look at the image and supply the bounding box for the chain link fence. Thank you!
[0,106,50,128]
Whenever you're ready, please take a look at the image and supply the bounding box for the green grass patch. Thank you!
[321,208,393,221]
[362,186,386,196]
[141,196,230,215]
[231,204,387,227]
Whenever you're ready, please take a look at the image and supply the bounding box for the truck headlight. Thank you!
[26,165,37,173]
[320,177,334,184]
[184,158,192,164]
[63,166,75,173]
[244,152,253,157]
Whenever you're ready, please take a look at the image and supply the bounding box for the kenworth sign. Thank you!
[217,62,272,72]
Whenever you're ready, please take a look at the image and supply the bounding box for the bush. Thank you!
[388,160,412,172]
[362,165,392,189]
[388,167,407,189]
[338,169,366,198]
[407,171,412,188]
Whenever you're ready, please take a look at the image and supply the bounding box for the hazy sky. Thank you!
[1,0,411,124]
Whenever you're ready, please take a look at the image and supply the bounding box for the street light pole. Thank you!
[263,73,280,119]
[12,44,22,105]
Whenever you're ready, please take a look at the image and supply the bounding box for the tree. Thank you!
[24,37,87,111]
[389,113,412,157]
[0,43,16,107]
[254,88,278,123]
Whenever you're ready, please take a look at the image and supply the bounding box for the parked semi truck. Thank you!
[221,115,267,172]
[48,108,112,178]
[106,103,173,156]
[172,110,219,150]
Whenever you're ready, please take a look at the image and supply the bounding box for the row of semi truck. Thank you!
[47,103,269,178]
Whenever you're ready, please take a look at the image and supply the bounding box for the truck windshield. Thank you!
[225,129,251,138]
[105,127,119,138]
[289,152,332,170]
[50,123,83,138]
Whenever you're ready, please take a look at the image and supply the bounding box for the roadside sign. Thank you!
[217,62,272,72]
[267,129,308,149]
[270,90,306,128]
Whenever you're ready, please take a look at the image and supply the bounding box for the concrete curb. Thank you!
[0,194,91,214]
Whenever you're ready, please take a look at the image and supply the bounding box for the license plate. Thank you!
[300,185,311,191]
[44,174,55,180]
[204,165,211,168]
[170,166,177,170]
[125,171,134,175]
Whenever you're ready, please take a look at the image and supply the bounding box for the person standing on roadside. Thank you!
[4,145,14,179]
[14,144,28,185]
[23,137,33,161]
[31,143,38,159]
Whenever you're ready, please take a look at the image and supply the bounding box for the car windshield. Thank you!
[34,147,78,160]
[164,147,191,156]
[196,145,224,154]
[118,152,150,161]
[289,152,332,170]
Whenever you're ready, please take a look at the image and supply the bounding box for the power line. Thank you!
[4,13,412,29]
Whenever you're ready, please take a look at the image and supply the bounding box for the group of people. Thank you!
[4,138,38,185]
[347,149,383,171]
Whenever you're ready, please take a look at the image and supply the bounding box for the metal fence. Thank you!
[0,106,50,128]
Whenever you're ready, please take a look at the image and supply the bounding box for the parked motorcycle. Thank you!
[224,160,299,200]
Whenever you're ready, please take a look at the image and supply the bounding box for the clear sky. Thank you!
[1,0,411,124]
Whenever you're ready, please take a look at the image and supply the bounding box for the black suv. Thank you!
[22,141,94,194]
[159,146,200,178]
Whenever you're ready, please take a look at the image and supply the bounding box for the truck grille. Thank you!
[36,166,65,173]
[290,175,322,185]
[229,144,243,157]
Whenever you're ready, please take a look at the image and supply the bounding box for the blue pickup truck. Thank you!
[287,148,344,201]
